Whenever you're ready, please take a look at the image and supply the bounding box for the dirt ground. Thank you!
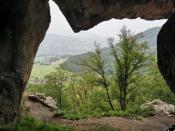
[24,99,175,131]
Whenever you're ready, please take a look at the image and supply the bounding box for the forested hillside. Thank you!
[61,27,161,72]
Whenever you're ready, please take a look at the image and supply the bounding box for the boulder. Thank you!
[28,93,58,110]
[141,99,175,116]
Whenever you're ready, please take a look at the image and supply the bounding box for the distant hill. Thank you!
[61,27,161,73]
[136,26,160,48]
[37,34,107,56]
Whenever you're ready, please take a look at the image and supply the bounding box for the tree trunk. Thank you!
[105,87,114,111]
[59,86,62,110]
[119,83,127,111]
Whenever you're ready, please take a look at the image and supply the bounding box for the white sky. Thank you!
[47,0,167,38]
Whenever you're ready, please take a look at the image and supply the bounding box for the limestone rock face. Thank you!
[0,0,50,127]
[54,0,175,32]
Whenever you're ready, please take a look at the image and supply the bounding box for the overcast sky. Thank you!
[47,0,167,38]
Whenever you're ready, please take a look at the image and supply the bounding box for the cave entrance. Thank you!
[2,0,175,128]
[25,0,175,128]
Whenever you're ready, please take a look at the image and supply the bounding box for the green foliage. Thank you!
[14,116,71,131]
[63,113,82,120]
[109,26,149,111]
[28,57,174,118]
[28,84,56,98]
[28,27,175,120]
[135,55,175,105]
[125,106,155,117]
[60,27,160,74]
[44,68,70,109]
[79,43,115,110]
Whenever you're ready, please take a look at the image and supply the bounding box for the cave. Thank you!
[0,0,175,127]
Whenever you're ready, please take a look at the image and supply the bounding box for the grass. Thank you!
[14,116,72,131]
[31,59,65,79]
[54,106,155,120]
[31,64,56,79]
[15,116,120,131]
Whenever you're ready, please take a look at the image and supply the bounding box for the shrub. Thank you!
[63,114,81,120]
[54,110,66,117]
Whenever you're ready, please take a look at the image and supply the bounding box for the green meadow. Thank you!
[31,59,66,79]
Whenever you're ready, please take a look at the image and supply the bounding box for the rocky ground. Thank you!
[23,93,175,131]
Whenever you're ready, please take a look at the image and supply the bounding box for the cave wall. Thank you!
[0,0,50,127]
[157,14,175,92]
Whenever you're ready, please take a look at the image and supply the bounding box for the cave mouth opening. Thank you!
[27,0,175,118]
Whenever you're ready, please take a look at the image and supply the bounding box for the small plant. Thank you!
[54,110,66,117]
[14,116,72,131]
[63,114,81,120]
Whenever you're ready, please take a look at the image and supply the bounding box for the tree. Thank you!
[80,43,114,110]
[66,72,96,113]
[66,74,80,113]
[109,26,148,111]
[45,68,68,110]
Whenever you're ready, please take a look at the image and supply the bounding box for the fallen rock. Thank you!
[140,99,175,116]
[28,93,58,110]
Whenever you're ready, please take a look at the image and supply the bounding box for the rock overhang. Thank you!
[53,0,175,32]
